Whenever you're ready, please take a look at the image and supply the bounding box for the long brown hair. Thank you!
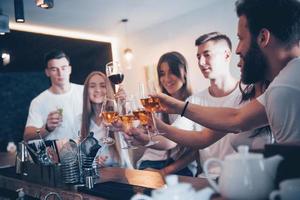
[156,51,192,124]
[80,71,114,140]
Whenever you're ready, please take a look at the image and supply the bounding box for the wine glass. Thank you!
[106,61,124,92]
[100,98,119,145]
[132,95,159,147]
[118,97,139,149]
[138,82,163,136]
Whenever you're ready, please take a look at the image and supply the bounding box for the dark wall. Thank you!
[0,30,113,150]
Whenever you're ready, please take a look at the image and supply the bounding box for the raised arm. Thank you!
[156,118,226,149]
[155,93,268,133]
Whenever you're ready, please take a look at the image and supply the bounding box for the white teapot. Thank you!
[203,145,283,200]
[131,175,214,200]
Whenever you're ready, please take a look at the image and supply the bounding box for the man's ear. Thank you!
[45,68,50,77]
[257,28,271,48]
[224,49,231,60]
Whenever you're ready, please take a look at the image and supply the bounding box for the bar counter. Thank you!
[0,152,215,200]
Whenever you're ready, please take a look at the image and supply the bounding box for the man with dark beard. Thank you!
[151,0,300,144]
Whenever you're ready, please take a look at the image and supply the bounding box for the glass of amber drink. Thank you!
[118,98,139,149]
[101,98,119,145]
[139,82,163,136]
[132,95,159,147]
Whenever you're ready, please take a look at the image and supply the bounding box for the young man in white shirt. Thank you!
[24,50,83,141]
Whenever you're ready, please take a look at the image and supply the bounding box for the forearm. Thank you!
[162,150,197,175]
[159,122,225,149]
[24,126,49,141]
[184,104,242,132]
[182,100,268,133]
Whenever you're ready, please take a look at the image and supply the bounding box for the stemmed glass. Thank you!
[106,61,124,94]
[138,81,163,136]
[132,95,159,147]
[118,97,139,149]
[100,98,119,145]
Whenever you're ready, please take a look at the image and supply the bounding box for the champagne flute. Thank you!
[118,97,139,149]
[100,98,118,145]
[139,82,163,136]
[132,95,159,147]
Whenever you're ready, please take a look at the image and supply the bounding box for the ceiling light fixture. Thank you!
[14,0,25,23]
[0,10,10,35]
[35,0,54,9]
[121,18,133,62]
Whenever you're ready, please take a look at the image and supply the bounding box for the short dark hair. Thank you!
[44,49,70,68]
[195,32,232,51]
[236,0,300,47]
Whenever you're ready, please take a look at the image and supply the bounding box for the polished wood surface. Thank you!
[0,152,214,200]
[0,152,15,167]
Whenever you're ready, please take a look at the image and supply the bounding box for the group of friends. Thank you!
[23,0,300,177]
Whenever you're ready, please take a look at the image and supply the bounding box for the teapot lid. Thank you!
[226,145,263,160]
[153,175,194,197]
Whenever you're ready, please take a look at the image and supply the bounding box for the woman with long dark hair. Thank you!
[136,51,197,177]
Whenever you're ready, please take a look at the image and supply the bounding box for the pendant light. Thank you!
[121,18,133,61]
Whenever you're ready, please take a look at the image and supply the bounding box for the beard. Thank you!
[241,40,268,84]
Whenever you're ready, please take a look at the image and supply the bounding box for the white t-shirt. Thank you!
[26,83,83,140]
[137,114,178,162]
[137,113,198,176]
[173,87,241,175]
[257,57,300,143]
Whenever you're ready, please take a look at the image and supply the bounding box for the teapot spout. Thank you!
[264,155,283,179]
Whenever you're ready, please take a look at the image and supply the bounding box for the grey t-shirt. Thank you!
[257,57,300,143]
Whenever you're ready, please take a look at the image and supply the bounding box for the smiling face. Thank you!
[45,57,71,87]
[236,15,268,84]
[158,62,185,96]
[88,74,107,104]
[196,40,231,80]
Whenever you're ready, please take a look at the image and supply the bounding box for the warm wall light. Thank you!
[35,0,54,9]
[121,18,133,61]
[0,11,10,35]
[1,52,11,66]
[14,0,25,23]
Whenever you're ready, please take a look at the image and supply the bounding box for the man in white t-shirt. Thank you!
[172,32,240,175]
[24,50,83,141]
[153,0,300,144]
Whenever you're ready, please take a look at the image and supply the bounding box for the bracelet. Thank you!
[181,101,189,117]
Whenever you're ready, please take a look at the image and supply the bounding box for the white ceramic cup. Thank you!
[269,178,300,200]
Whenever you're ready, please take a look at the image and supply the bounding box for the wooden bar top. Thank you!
[0,152,212,200]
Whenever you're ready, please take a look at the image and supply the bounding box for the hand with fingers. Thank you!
[45,110,63,132]
[95,155,109,167]
[126,127,150,146]
[151,92,185,114]
[115,85,127,101]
